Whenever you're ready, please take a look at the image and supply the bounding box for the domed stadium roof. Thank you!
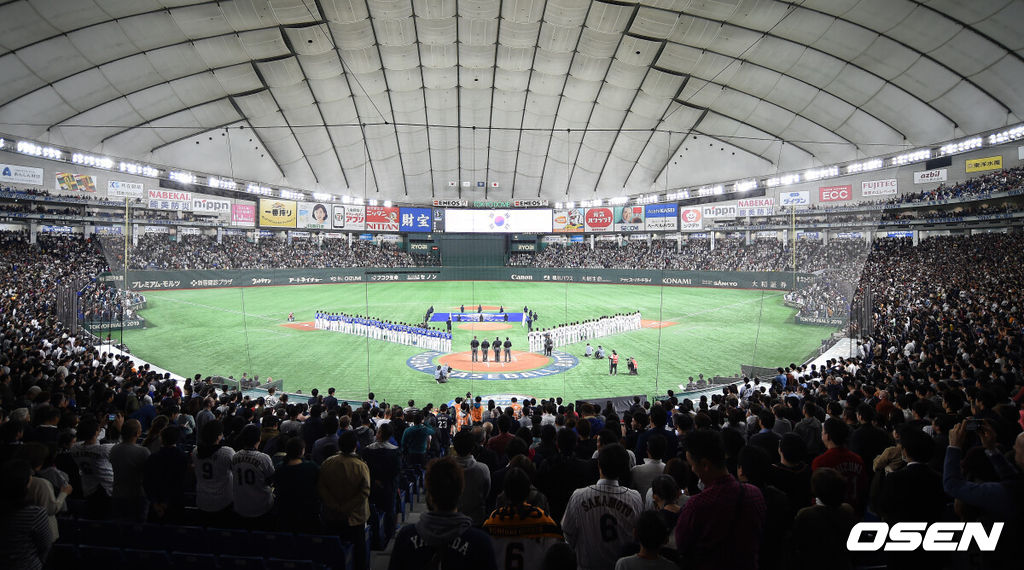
[1,0,1021,202]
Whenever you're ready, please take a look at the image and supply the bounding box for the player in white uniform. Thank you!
[193,420,235,516]
[561,444,642,570]
[230,425,275,522]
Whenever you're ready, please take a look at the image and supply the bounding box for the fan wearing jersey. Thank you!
[69,419,115,519]
[230,424,275,527]
[561,443,643,570]
[192,420,235,524]
[483,467,563,570]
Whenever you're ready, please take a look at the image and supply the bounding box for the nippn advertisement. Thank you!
[259,199,297,228]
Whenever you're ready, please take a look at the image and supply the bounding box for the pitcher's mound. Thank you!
[439,351,550,373]
[457,322,514,331]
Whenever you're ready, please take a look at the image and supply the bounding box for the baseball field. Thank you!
[118,281,836,404]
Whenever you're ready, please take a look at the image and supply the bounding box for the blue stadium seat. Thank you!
[56,517,79,544]
[219,554,267,570]
[250,530,297,553]
[165,524,211,553]
[170,551,219,570]
[77,545,124,564]
[265,559,317,570]
[123,547,173,569]
[208,527,253,556]
[293,534,353,570]
[47,543,77,568]
[77,519,122,547]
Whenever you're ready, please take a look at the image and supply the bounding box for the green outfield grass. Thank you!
[119,282,835,404]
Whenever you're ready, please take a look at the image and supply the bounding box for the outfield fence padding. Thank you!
[100,267,814,292]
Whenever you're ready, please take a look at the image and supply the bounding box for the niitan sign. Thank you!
[701,203,737,219]
[913,168,947,184]
[107,180,145,199]
[818,185,852,202]
[861,179,897,197]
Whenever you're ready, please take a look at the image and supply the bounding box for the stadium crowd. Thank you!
[103,235,421,271]
[527,237,870,274]
[0,226,1020,569]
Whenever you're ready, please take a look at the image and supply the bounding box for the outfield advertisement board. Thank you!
[613,206,645,231]
[444,209,553,233]
[259,199,296,228]
[332,205,365,230]
[552,208,585,233]
[110,268,812,292]
[644,204,678,231]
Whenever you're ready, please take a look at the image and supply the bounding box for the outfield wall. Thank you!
[100,267,814,291]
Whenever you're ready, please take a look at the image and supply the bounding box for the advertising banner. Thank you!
[297,202,330,229]
[0,163,44,185]
[701,203,737,219]
[40,225,74,234]
[400,207,432,232]
[332,205,365,230]
[861,179,897,197]
[552,208,585,233]
[432,208,445,232]
[365,206,400,231]
[148,189,192,211]
[913,168,947,184]
[444,209,553,233]
[56,172,97,192]
[779,191,810,206]
[644,204,678,231]
[736,197,774,216]
[818,185,853,202]
[258,198,297,228]
[93,225,123,235]
[433,199,467,207]
[584,207,614,232]
[107,180,145,199]
[679,207,703,230]
[231,204,256,227]
[191,197,231,214]
[178,226,201,236]
[965,155,1002,173]
[613,206,645,231]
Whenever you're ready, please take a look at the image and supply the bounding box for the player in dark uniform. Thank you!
[493,337,501,362]
[481,338,490,362]
[503,338,512,362]
[470,336,480,361]
[446,316,452,332]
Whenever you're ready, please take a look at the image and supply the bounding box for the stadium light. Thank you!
[246,183,272,196]
[940,137,982,156]
[369,199,378,206]
[555,202,562,209]
[988,125,1024,145]
[383,200,393,207]
[892,149,930,166]
[120,162,160,177]
[280,189,304,200]
[169,171,196,185]
[845,159,883,174]
[17,141,61,160]
[313,192,333,201]
[608,196,628,206]
[352,197,364,205]
[803,166,839,181]
[208,177,237,190]
[71,153,114,169]
[0,138,4,149]
[734,179,757,193]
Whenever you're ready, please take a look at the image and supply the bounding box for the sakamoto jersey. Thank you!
[561,480,642,570]
[193,445,236,512]
[230,448,275,517]
[70,442,115,497]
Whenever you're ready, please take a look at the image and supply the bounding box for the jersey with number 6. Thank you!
[483,505,563,570]
[561,480,642,570]
[230,448,275,517]
[193,445,235,512]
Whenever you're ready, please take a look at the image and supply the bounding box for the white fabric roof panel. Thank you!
[0,0,1020,200]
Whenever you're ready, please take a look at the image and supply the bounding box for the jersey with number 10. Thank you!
[561,480,642,570]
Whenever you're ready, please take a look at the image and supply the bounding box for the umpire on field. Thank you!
[471,336,480,361]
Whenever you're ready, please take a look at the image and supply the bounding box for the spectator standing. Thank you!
[193,420,235,524]
[389,457,497,570]
[0,459,52,570]
[69,419,115,519]
[274,438,320,533]
[562,444,643,570]
[318,431,370,570]
[143,426,188,523]
[483,467,563,570]
[791,468,858,570]
[452,430,491,526]
[614,511,677,570]
[109,419,150,522]
[674,430,766,570]
[230,424,275,527]
[401,412,435,468]
[811,419,867,513]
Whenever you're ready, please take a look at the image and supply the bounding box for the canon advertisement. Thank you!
[819,185,853,202]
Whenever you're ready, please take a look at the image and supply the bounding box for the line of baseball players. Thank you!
[313,310,452,352]
[527,311,642,353]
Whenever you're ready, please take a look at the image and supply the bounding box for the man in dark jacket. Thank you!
[361,423,401,541]
[536,427,594,522]
[143,426,188,523]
